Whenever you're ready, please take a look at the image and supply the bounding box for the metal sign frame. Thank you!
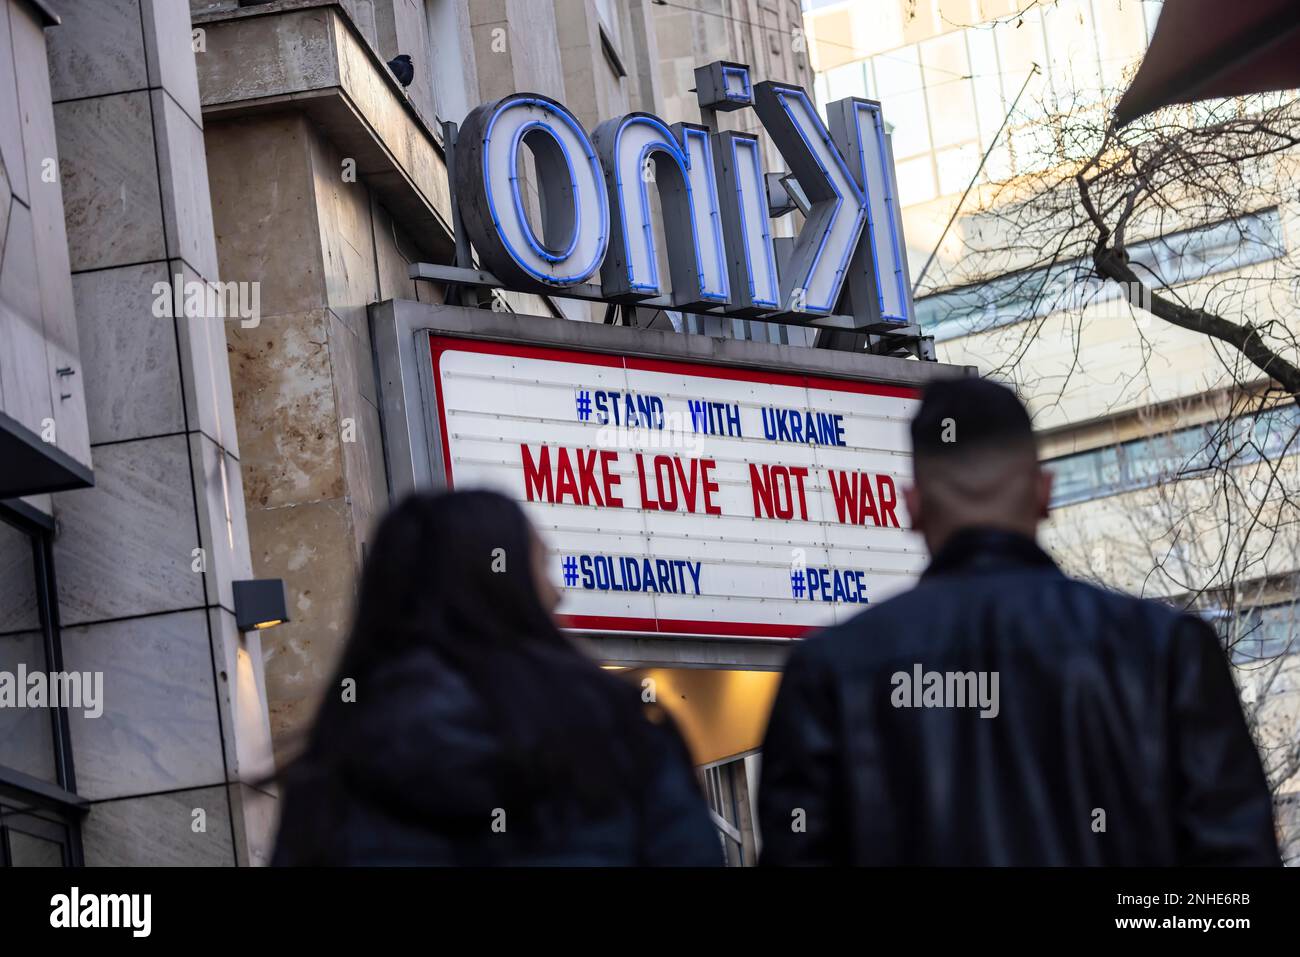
[369,298,970,665]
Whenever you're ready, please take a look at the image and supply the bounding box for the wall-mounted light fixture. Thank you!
[233,579,289,632]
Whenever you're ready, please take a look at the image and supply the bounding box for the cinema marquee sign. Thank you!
[451,61,913,327]
[427,334,928,639]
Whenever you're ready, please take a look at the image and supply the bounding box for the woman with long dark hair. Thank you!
[272,490,720,865]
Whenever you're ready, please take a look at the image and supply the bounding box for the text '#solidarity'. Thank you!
[565,555,703,595]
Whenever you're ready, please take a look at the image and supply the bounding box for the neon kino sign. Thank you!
[451,61,913,327]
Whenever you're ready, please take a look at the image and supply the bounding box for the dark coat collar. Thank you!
[922,527,1062,579]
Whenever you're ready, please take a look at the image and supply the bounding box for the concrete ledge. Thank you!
[195,0,453,259]
[0,410,94,499]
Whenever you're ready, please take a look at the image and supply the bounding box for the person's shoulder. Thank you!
[1005,572,1218,671]
[347,646,491,745]
[1054,574,1204,642]
[368,645,475,703]
[335,646,506,785]
[791,583,941,666]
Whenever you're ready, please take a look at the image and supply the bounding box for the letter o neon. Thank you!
[456,94,609,289]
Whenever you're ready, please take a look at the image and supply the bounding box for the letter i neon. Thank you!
[711,130,779,315]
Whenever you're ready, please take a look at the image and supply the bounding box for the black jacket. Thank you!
[273,647,720,866]
[759,528,1280,866]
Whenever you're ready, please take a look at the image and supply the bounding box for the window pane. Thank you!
[1009,121,1057,175]
[0,631,57,783]
[1048,451,1099,506]
[982,141,1013,182]
[965,28,1005,150]
[1095,447,1122,493]
[894,154,936,206]
[825,60,868,102]
[920,32,977,148]
[936,142,980,196]
[6,826,67,867]
[873,47,931,158]
[0,521,39,634]
[1123,434,1169,485]
[1046,394,1300,508]
[1256,602,1300,659]
[1093,0,1152,89]
[920,209,1286,338]
[1042,0,1101,106]
[992,10,1051,121]
[1256,405,1300,460]
[0,519,57,785]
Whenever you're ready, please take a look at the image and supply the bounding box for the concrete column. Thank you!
[206,112,406,769]
[44,0,274,865]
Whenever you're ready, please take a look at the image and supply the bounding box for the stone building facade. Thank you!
[1,0,274,866]
[0,0,817,865]
[192,0,814,773]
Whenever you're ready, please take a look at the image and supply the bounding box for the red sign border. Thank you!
[428,333,920,640]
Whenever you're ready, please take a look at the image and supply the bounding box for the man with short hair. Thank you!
[758,377,1279,866]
